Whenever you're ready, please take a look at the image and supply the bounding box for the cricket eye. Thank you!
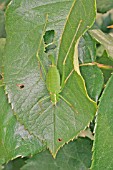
[17,84,25,89]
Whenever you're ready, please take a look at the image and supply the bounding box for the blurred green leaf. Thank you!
[96,45,105,57]
[21,138,92,170]
[96,51,113,83]
[96,0,113,13]
[0,165,3,170]
[91,74,113,170]
[89,29,113,60]
[94,10,113,33]
[0,0,11,11]
[3,158,25,170]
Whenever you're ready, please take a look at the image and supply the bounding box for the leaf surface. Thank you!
[91,74,113,170]
[21,138,92,170]
[96,0,113,13]
[80,65,104,101]
[0,40,45,164]
[0,86,45,165]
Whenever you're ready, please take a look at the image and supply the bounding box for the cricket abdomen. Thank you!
[46,65,61,104]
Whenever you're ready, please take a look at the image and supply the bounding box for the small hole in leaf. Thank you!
[43,30,56,53]
[17,84,25,89]
[43,30,55,45]
[58,138,62,142]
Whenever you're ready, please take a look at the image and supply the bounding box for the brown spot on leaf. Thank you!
[58,138,62,142]
[17,84,25,89]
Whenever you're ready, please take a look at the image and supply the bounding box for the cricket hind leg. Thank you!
[58,94,78,114]
[37,95,50,105]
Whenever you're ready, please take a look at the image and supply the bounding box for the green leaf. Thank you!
[78,32,96,64]
[89,29,113,60]
[3,158,25,170]
[96,51,113,83]
[91,74,113,170]
[4,0,96,157]
[0,34,43,165]
[80,65,104,101]
[94,11,113,33]
[57,0,96,83]
[0,87,45,164]
[21,138,92,170]
[77,32,104,101]
[96,45,105,57]
[96,0,113,13]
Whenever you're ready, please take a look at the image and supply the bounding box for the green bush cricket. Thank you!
[46,55,61,105]
[36,19,82,106]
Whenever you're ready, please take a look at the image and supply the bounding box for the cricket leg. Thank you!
[59,94,78,114]
[37,95,50,105]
